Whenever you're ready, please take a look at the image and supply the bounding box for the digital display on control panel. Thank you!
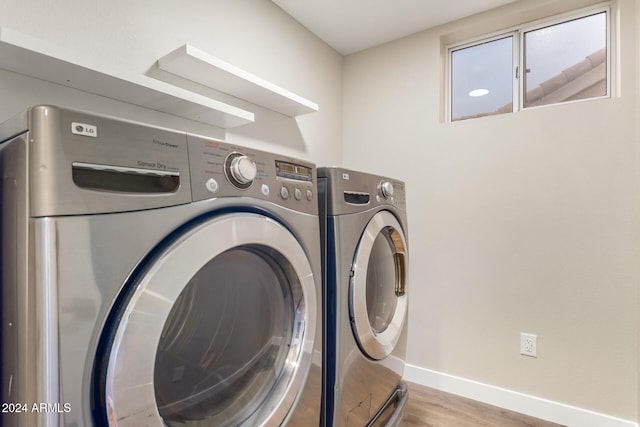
[276,161,312,182]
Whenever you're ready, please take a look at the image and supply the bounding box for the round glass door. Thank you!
[96,213,317,427]
[350,211,408,360]
[154,248,294,425]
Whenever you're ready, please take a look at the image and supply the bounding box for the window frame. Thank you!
[446,3,612,122]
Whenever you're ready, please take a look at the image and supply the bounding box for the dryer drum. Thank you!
[154,247,295,425]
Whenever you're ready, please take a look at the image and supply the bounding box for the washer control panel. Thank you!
[187,134,316,214]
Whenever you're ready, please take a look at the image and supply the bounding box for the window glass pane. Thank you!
[451,36,513,121]
[524,12,607,108]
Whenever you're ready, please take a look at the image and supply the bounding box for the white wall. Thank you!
[0,0,343,166]
[344,0,639,423]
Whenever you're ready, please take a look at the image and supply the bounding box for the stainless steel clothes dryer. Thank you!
[318,167,408,427]
[0,105,323,427]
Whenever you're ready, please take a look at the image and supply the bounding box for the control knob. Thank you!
[226,153,257,189]
[379,181,394,199]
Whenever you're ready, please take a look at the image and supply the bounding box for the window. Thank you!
[448,6,609,121]
[523,12,607,108]
[450,36,515,120]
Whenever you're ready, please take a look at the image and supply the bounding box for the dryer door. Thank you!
[94,213,317,427]
[350,210,408,360]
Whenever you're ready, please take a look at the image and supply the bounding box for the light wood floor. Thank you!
[400,382,567,427]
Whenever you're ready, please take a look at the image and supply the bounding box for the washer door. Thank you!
[350,211,408,361]
[96,213,317,427]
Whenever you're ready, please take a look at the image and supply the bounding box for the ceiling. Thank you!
[272,0,520,55]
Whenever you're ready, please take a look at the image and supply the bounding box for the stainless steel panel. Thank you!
[186,134,318,215]
[33,219,60,427]
[25,105,192,216]
[1,134,37,427]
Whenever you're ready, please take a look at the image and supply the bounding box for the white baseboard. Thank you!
[404,364,637,427]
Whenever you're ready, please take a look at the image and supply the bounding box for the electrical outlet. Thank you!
[520,333,537,357]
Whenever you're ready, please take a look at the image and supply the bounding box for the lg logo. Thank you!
[71,122,98,138]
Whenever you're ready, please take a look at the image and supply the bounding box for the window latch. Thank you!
[515,66,531,79]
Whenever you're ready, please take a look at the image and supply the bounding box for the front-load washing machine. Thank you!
[0,105,323,427]
[318,167,409,427]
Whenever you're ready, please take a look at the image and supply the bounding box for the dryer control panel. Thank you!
[0,105,318,216]
[317,166,407,216]
[187,134,317,215]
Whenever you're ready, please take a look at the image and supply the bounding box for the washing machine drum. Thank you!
[93,213,317,427]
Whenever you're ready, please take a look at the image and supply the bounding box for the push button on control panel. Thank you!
[205,178,219,193]
[280,186,289,200]
[294,188,302,201]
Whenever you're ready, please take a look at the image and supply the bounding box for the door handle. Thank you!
[394,253,406,297]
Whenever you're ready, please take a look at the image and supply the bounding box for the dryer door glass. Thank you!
[95,213,317,427]
[366,227,401,333]
[154,247,294,425]
[350,211,408,360]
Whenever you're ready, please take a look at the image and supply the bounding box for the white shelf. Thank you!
[0,27,254,129]
[155,44,319,117]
